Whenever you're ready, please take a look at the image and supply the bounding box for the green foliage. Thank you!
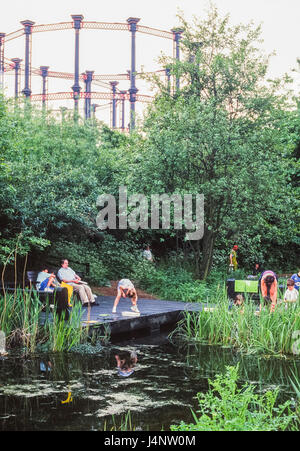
[171,365,296,431]
[0,4,299,283]
[176,298,300,355]
[48,239,109,285]
[129,5,300,278]
[0,290,87,353]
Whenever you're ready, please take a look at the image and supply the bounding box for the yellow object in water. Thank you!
[61,392,73,404]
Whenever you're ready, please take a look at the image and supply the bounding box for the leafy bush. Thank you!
[49,240,109,285]
[171,365,296,431]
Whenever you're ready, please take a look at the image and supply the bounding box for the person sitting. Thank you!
[259,270,278,312]
[36,268,69,320]
[38,270,56,292]
[112,279,139,314]
[284,279,299,304]
[57,259,98,307]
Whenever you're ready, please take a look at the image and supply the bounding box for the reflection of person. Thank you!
[143,245,153,262]
[115,351,138,377]
[284,279,299,304]
[229,245,238,271]
[259,270,278,312]
[40,360,52,374]
[112,279,139,313]
[58,259,98,307]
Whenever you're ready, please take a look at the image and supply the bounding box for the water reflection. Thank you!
[115,351,138,378]
[0,334,299,431]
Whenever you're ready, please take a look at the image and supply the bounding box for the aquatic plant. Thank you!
[174,298,300,355]
[171,365,297,431]
[0,290,89,353]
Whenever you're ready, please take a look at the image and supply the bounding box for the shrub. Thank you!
[171,365,296,431]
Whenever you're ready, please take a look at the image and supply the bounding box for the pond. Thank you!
[0,330,299,431]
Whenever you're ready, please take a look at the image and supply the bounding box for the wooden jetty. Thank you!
[79,295,204,337]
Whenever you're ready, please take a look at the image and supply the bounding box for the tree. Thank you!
[132,5,299,278]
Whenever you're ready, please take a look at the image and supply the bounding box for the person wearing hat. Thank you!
[229,245,238,271]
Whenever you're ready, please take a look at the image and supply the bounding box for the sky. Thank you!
[1,0,299,126]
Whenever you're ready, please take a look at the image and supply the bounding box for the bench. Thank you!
[26,270,72,319]
[227,278,286,304]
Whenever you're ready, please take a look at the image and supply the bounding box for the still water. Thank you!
[0,331,299,431]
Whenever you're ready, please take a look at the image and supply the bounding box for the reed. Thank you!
[175,298,300,355]
[0,289,88,353]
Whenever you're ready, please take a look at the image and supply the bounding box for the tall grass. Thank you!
[0,289,42,352]
[42,303,87,352]
[174,298,300,355]
[0,290,87,353]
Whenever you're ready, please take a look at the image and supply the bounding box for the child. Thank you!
[229,294,244,312]
[37,269,57,292]
[112,279,139,314]
[284,279,299,304]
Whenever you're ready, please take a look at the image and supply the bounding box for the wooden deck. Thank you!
[78,295,204,337]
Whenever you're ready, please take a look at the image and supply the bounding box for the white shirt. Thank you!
[284,288,299,302]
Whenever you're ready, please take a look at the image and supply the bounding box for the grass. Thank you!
[173,297,300,356]
[0,290,88,353]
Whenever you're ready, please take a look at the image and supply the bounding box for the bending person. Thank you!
[112,279,139,314]
[259,270,278,312]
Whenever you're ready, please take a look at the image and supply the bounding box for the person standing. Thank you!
[229,245,238,271]
[57,259,98,307]
[291,269,300,291]
[142,245,154,262]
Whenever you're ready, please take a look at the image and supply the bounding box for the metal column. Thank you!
[84,70,93,120]
[165,67,171,94]
[0,33,5,90]
[171,28,184,92]
[40,66,49,110]
[127,17,140,131]
[110,81,118,129]
[71,15,84,116]
[21,20,35,98]
[11,58,22,98]
[119,90,127,131]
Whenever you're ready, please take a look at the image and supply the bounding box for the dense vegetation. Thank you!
[0,5,299,295]
[170,365,297,431]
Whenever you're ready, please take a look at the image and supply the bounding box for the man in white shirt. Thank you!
[142,245,153,262]
[57,259,97,307]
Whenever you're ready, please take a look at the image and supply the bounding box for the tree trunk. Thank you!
[198,228,215,280]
